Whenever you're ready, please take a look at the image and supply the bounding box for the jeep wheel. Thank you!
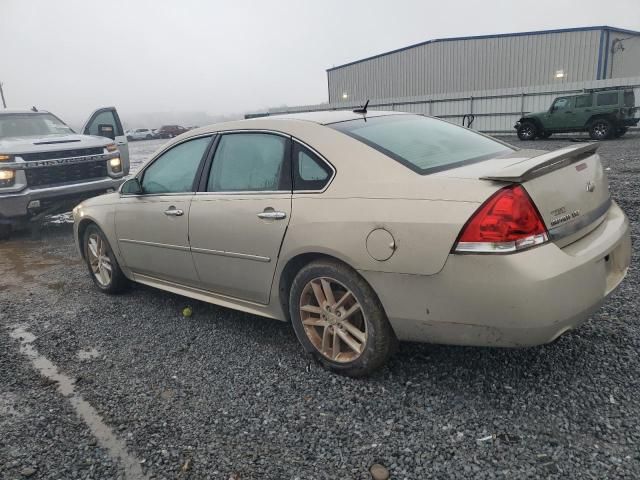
[589,119,613,140]
[517,122,537,141]
[0,224,12,241]
[614,127,628,138]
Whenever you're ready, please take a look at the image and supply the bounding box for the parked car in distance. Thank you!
[515,88,639,140]
[156,125,188,138]
[73,111,631,377]
[0,107,129,239]
[126,128,154,141]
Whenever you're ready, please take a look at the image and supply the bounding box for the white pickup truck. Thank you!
[0,107,129,238]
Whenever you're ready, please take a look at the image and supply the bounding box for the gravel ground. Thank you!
[1,134,639,479]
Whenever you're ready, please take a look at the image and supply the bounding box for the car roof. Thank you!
[0,109,51,115]
[264,109,406,125]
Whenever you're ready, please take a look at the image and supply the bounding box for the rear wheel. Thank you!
[614,127,628,138]
[517,121,537,141]
[83,224,129,294]
[0,224,12,240]
[589,119,613,140]
[289,260,396,377]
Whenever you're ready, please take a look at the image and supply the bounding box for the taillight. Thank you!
[453,185,548,254]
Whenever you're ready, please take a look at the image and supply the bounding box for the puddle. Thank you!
[77,347,101,360]
[9,326,147,479]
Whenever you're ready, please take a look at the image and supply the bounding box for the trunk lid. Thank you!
[440,143,611,247]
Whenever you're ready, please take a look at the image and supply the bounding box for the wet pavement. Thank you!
[1,134,640,479]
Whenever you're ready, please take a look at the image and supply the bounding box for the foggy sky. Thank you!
[2,0,639,126]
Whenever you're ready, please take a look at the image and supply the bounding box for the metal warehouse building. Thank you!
[328,26,640,103]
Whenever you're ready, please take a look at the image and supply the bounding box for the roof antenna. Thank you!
[353,99,369,115]
[31,106,38,112]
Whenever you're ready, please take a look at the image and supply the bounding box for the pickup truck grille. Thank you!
[21,147,104,162]
[25,161,108,187]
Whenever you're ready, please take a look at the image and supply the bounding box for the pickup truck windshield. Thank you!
[0,113,74,138]
[329,115,513,175]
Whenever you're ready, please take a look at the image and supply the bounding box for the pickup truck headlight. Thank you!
[109,157,122,173]
[0,169,16,187]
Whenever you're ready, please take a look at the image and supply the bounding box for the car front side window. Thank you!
[141,136,211,194]
[207,133,289,192]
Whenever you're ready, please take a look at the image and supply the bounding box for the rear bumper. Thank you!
[360,201,631,347]
[0,178,124,223]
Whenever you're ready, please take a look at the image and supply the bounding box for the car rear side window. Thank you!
[329,115,513,175]
[141,136,211,194]
[575,95,592,108]
[207,133,290,192]
[597,92,618,106]
[293,142,332,191]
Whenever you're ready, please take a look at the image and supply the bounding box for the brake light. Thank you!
[453,185,548,254]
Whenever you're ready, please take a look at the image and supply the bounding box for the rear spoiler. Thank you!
[480,143,599,183]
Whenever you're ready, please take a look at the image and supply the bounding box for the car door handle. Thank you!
[164,207,184,216]
[257,211,287,220]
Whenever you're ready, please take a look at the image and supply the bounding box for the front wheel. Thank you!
[289,260,396,377]
[517,121,537,140]
[589,119,613,140]
[83,224,129,294]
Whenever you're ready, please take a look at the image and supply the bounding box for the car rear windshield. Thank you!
[329,115,513,174]
[0,113,74,138]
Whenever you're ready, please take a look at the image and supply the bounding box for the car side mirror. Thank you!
[121,177,142,195]
[98,124,116,140]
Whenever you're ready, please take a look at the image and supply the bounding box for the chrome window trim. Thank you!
[122,133,215,196]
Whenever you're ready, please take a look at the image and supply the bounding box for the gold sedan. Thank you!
[73,110,631,376]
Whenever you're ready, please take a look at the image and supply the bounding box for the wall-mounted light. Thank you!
[555,70,566,79]
[342,92,349,99]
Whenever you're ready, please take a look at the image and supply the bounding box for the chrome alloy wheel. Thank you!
[593,121,609,139]
[87,233,112,287]
[299,277,368,363]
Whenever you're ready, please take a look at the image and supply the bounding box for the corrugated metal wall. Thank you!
[268,76,640,133]
[328,30,605,103]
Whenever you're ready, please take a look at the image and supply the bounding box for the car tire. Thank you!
[517,121,537,141]
[589,119,613,140]
[83,224,129,294]
[0,224,12,240]
[614,127,628,138]
[126,136,133,141]
[146,134,152,139]
[289,259,397,377]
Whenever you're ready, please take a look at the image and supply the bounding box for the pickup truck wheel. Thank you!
[289,260,397,377]
[517,121,537,140]
[589,119,613,140]
[83,225,128,294]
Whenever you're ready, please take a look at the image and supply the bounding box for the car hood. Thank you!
[0,133,111,155]
[522,111,547,119]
